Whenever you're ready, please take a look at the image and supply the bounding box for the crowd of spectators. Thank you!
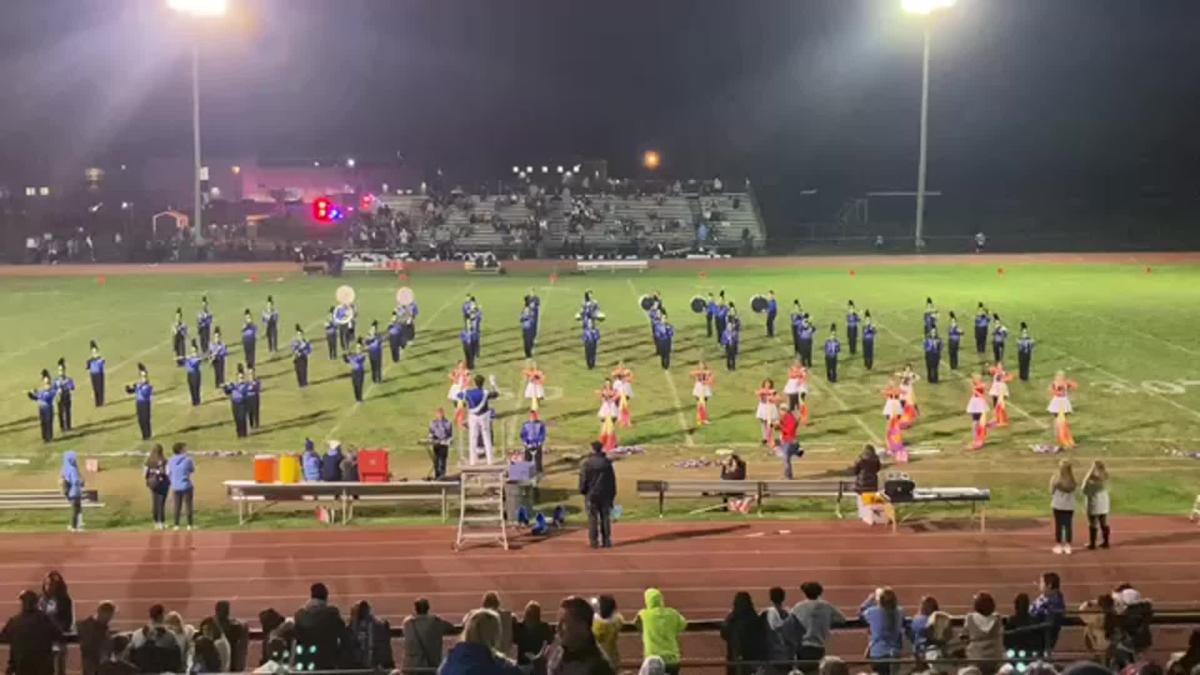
[3,566,1194,675]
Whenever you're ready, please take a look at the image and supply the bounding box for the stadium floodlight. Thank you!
[168,0,228,16]
[512,166,519,174]
[557,165,564,174]
[902,0,955,251]
[346,158,356,168]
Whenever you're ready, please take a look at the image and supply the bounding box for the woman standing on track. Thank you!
[597,379,621,451]
[1083,460,1112,549]
[1048,371,1078,450]
[755,379,781,447]
[966,373,990,450]
[168,442,196,531]
[784,361,810,424]
[1049,460,1078,555]
[691,362,714,426]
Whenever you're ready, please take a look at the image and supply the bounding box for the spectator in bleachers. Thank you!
[1167,629,1200,675]
[637,589,688,675]
[130,605,183,674]
[163,611,192,666]
[401,597,455,674]
[349,600,395,669]
[191,635,222,674]
[592,595,624,669]
[1032,573,1066,654]
[1112,585,1154,669]
[515,601,554,666]
[763,587,803,675]
[441,609,521,675]
[302,439,321,481]
[538,596,614,675]
[860,587,905,675]
[198,617,231,672]
[721,591,767,675]
[256,608,288,667]
[321,441,344,481]
[909,596,939,659]
[819,656,851,675]
[293,582,346,671]
[38,571,72,675]
[2,590,63,675]
[1005,593,1046,659]
[97,635,137,675]
[469,592,516,658]
[964,592,1005,675]
[76,601,116,675]
[254,638,290,675]
[214,600,248,672]
[791,581,847,665]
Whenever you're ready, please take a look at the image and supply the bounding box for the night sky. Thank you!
[2,0,1199,221]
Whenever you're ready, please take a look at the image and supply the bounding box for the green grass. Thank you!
[2,261,1199,530]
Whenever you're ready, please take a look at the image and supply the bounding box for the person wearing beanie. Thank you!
[301,439,322,482]
[61,451,86,532]
[85,340,106,407]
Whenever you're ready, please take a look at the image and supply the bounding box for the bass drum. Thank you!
[690,296,707,314]
[750,295,769,314]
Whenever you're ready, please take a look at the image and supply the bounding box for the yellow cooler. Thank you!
[278,454,302,484]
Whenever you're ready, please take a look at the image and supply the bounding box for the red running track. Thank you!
[1,516,1197,667]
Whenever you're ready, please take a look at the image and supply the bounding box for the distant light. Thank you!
[120,164,127,171]
[121,201,131,210]
[88,203,102,213]
[512,166,520,174]
[346,158,356,168]
[556,165,564,174]
[381,182,389,192]
[902,0,956,14]
[526,166,533,173]
[210,187,221,198]
[166,0,228,17]
[25,187,36,197]
[573,164,582,173]
[313,161,320,167]
[642,150,662,171]
[518,172,526,179]
[39,186,51,196]
[231,165,241,174]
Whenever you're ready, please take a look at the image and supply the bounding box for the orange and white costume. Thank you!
[1048,373,1078,449]
[966,376,989,449]
[597,383,621,450]
[611,365,634,427]
[988,364,1014,427]
[523,366,545,411]
[691,366,714,425]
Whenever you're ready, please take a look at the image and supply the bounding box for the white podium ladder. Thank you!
[455,465,509,550]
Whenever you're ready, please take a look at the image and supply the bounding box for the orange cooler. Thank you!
[253,455,277,483]
[278,454,302,484]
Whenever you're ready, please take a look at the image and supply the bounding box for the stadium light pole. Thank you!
[167,0,228,244]
[903,0,955,252]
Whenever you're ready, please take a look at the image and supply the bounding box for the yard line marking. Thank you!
[1065,308,1200,357]
[1042,345,1200,423]
[323,283,471,441]
[625,279,694,446]
[0,320,108,363]
[874,318,1049,430]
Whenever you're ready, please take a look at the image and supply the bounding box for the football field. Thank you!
[2,255,1199,528]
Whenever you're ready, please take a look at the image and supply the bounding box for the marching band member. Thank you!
[427,408,453,479]
[974,303,991,355]
[966,373,990,450]
[469,303,484,358]
[171,308,188,360]
[403,299,419,342]
[365,321,384,384]
[28,370,56,443]
[881,380,907,460]
[988,362,1014,427]
[797,315,816,368]
[654,312,674,369]
[991,314,1009,364]
[846,301,860,355]
[523,361,546,412]
[580,290,600,323]
[460,374,500,464]
[125,363,154,440]
[447,361,471,427]
[862,311,877,371]
[923,297,938,335]
[706,292,717,338]
[923,329,942,384]
[582,317,600,370]
[262,296,280,353]
[765,290,778,337]
[241,309,258,369]
[783,361,810,425]
[197,296,213,354]
[897,365,921,429]
[755,379,781,446]
[691,362,714,426]
[722,315,741,371]
[597,378,621,451]
[460,319,479,370]
[947,312,963,370]
[462,293,477,321]
[647,296,663,354]
[790,300,804,356]
[520,410,547,473]
[245,366,262,429]
[344,340,368,403]
[714,291,729,346]
[53,358,75,432]
[612,363,634,427]
[291,324,312,388]
[1047,371,1078,450]
[823,324,841,383]
[387,311,405,363]
[1017,322,1035,382]
[524,290,539,340]
[222,366,249,438]
[325,307,339,360]
[86,340,105,407]
[209,327,228,388]
[520,302,538,358]
[178,341,203,407]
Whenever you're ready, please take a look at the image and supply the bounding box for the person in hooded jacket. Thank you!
[301,439,322,482]
[348,600,394,669]
[721,592,767,675]
[964,593,1005,675]
[439,609,521,675]
[321,442,344,482]
[762,587,804,675]
[636,589,687,675]
[61,451,86,532]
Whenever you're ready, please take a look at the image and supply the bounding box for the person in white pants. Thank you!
[461,374,499,465]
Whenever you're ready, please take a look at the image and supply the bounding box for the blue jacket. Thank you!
[345,353,367,372]
[847,311,859,327]
[824,338,840,357]
[197,311,212,330]
[242,323,257,341]
[87,357,105,375]
[321,449,343,481]
[325,319,338,337]
[210,342,228,361]
[302,451,322,481]
[365,335,383,356]
[61,451,84,500]
[168,454,195,492]
[767,298,778,314]
[993,325,1009,344]
[222,381,245,404]
[582,326,600,345]
[30,387,56,411]
[798,324,815,341]
[133,382,153,403]
[520,420,546,447]
[860,601,905,659]
[439,643,522,675]
[182,357,203,375]
[948,324,963,344]
[863,324,876,343]
[54,376,75,399]
[292,339,312,357]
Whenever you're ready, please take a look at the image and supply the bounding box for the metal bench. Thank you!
[576,260,649,273]
[637,479,851,517]
[0,489,103,510]
[223,480,458,525]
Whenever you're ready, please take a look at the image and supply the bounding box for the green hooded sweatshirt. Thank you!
[637,588,687,665]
